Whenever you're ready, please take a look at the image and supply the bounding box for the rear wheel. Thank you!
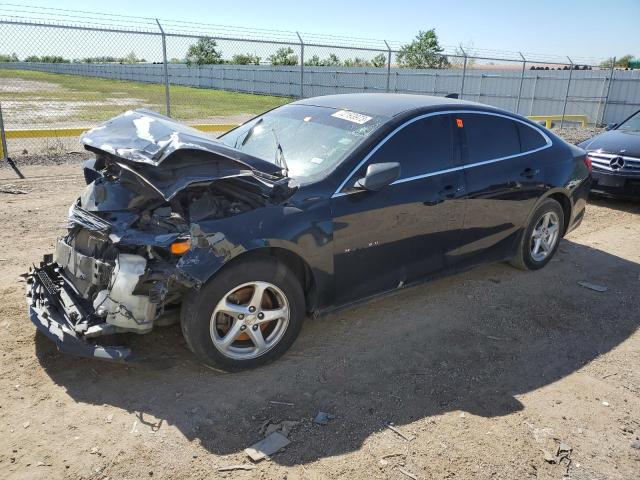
[510,198,564,271]
[180,257,305,371]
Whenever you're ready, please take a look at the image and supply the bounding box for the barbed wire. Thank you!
[0,2,612,65]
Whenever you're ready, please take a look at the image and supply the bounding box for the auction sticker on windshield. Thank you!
[331,110,372,124]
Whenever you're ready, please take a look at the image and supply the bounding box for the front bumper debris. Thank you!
[26,256,131,362]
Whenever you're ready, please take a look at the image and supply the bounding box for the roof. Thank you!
[294,93,489,117]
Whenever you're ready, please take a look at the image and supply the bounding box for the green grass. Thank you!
[0,69,292,123]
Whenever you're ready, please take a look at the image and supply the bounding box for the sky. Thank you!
[1,0,639,62]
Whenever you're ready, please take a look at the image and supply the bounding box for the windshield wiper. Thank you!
[236,118,264,148]
[234,118,289,176]
[270,128,289,177]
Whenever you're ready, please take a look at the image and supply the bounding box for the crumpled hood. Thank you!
[80,108,283,177]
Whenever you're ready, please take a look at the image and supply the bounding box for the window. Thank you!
[459,113,521,164]
[359,114,453,181]
[517,123,548,151]
[219,104,388,183]
[617,111,640,132]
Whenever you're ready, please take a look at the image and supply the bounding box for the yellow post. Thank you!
[4,124,238,140]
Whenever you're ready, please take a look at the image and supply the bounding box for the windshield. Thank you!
[618,111,640,132]
[219,104,388,182]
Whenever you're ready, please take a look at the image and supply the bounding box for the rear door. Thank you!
[453,112,551,264]
[330,113,466,305]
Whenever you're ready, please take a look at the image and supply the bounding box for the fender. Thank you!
[517,183,588,254]
[175,201,334,296]
[529,187,572,224]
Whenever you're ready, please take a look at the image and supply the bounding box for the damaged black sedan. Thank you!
[27,94,591,370]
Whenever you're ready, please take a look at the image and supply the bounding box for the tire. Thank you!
[180,256,305,371]
[510,198,565,271]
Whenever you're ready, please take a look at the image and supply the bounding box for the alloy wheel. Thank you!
[209,281,290,360]
[530,211,560,262]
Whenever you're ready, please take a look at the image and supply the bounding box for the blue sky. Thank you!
[2,0,639,61]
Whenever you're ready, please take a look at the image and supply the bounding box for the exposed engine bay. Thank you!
[60,164,260,330]
[26,109,295,361]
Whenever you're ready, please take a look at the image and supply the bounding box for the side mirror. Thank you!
[605,123,617,131]
[354,162,401,191]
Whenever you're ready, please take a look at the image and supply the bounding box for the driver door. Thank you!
[330,114,466,305]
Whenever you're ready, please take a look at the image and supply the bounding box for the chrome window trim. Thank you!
[331,109,552,198]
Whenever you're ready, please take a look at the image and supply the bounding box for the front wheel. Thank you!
[510,198,564,271]
[180,257,305,371]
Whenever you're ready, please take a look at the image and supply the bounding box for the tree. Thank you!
[343,57,371,67]
[0,53,18,62]
[396,29,448,69]
[305,53,342,67]
[304,55,322,66]
[268,47,298,66]
[599,58,613,68]
[77,54,144,64]
[231,53,261,65]
[121,52,145,64]
[371,53,387,68]
[25,55,69,63]
[80,56,118,63]
[186,37,223,66]
[616,55,634,68]
[324,53,341,67]
[599,55,635,69]
[449,43,475,69]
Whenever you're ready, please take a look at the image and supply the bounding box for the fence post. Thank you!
[595,73,608,125]
[515,52,526,114]
[600,57,616,126]
[296,32,304,98]
[0,101,24,179]
[529,75,538,116]
[155,19,171,117]
[0,101,6,161]
[560,56,574,131]
[384,40,391,93]
[459,47,467,99]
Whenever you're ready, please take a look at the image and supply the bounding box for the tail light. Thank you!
[584,155,593,173]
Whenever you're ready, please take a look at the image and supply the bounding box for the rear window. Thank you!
[517,123,548,151]
[459,113,520,164]
[460,113,548,164]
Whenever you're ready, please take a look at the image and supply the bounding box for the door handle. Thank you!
[520,168,540,178]
[424,185,464,205]
[438,184,465,198]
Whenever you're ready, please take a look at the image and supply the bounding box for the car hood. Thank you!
[578,129,640,157]
[80,108,283,176]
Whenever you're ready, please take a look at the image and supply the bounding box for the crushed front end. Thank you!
[26,109,290,361]
[27,163,193,361]
[28,256,134,361]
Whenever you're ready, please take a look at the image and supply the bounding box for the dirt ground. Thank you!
[0,161,639,480]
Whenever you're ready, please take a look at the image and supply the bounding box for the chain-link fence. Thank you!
[1,7,639,164]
